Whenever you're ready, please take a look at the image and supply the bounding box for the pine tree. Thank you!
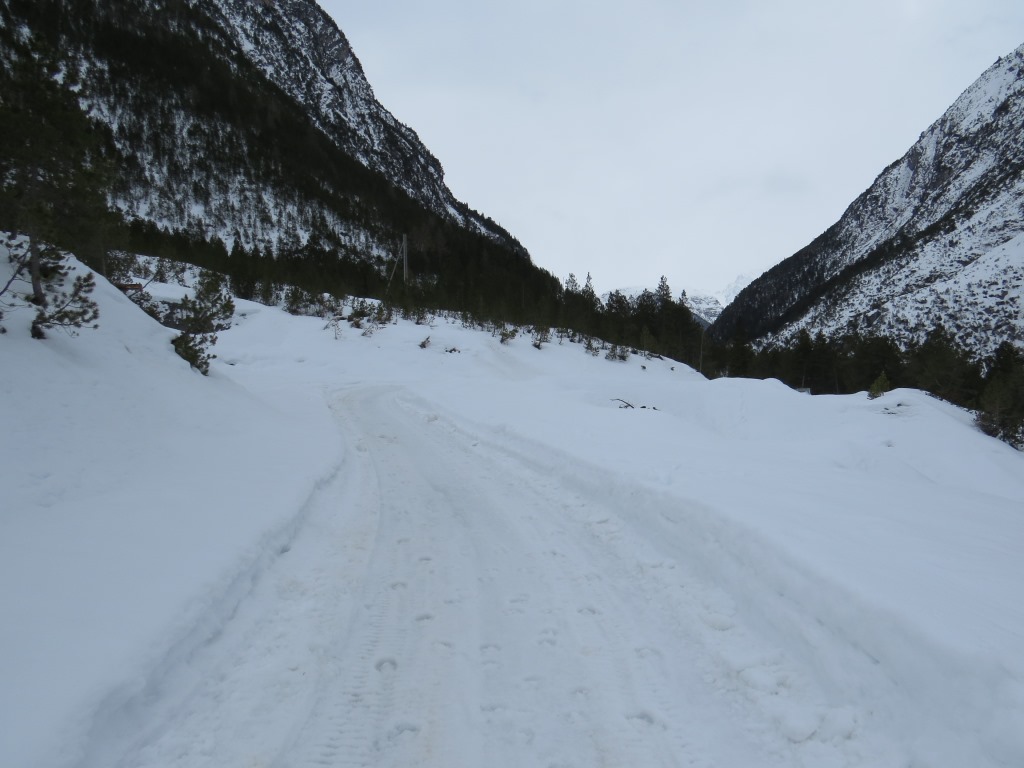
[655,275,673,310]
[169,270,235,374]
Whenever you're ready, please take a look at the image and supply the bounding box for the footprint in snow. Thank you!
[701,612,735,631]
[627,710,665,730]
[386,722,421,742]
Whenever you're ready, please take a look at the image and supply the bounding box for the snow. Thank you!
[2,258,1023,768]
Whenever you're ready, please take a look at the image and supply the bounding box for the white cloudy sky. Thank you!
[321,1,1024,296]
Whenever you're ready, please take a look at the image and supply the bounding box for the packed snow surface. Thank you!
[2,262,1023,768]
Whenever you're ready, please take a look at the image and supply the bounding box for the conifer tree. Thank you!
[655,275,673,310]
[977,342,1024,447]
[169,270,235,374]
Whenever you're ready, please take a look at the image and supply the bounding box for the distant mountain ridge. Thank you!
[683,275,753,327]
[610,275,751,327]
[712,44,1024,358]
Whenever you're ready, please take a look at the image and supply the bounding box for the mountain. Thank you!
[712,44,1024,358]
[201,0,498,239]
[682,275,753,327]
[682,290,723,327]
[0,0,557,316]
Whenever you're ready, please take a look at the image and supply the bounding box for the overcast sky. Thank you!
[321,1,1024,297]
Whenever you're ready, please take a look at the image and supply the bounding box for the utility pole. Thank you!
[699,326,705,375]
[402,234,408,285]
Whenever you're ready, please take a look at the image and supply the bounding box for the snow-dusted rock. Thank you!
[716,44,1024,357]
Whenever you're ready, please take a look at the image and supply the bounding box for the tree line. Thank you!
[713,326,1023,447]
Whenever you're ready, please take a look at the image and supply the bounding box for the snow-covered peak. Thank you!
[682,275,754,326]
[715,273,754,306]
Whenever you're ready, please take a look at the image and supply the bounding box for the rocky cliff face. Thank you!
[713,44,1024,358]
[201,0,499,239]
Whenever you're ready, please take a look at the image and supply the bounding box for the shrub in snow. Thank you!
[167,270,235,375]
[605,344,629,362]
[532,327,550,350]
[868,371,891,400]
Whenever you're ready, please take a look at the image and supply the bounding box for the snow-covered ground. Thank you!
[2,259,1023,768]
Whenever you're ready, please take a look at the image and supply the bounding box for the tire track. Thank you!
[81,384,880,768]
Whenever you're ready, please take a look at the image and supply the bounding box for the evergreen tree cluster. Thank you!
[556,274,706,367]
[976,342,1024,448]
[711,325,1023,448]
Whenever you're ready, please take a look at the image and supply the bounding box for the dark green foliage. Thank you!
[604,344,629,362]
[168,270,234,374]
[976,342,1024,447]
[553,276,706,368]
[868,371,891,400]
[0,19,112,339]
[171,330,214,375]
[1,238,100,338]
[0,24,119,271]
[31,268,99,338]
[531,326,550,350]
[696,323,1021,448]
[726,328,978,401]
[498,326,517,345]
[837,335,904,393]
[904,326,983,406]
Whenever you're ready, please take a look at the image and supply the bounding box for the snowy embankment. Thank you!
[2,259,1023,767]
[0,259,343,768]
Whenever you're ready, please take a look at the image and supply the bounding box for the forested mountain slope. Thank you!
[713,44,1024,358]
[0,0,556,317]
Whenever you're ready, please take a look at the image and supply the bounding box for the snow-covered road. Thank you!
[74,385,888,768]
[5,270,1024,768]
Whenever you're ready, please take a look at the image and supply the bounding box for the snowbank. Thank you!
[0,258,341,767]
[3,264,1023,767]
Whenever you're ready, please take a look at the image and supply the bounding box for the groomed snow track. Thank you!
[61,385,931,768]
